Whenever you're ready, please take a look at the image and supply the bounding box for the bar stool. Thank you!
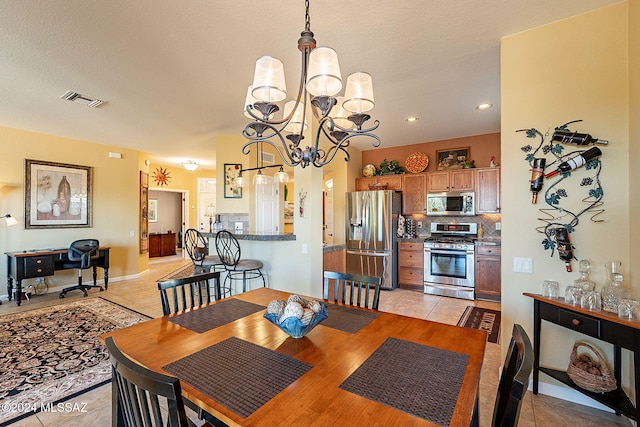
[215,230,265,294]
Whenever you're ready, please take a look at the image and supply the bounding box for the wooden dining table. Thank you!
[100,288,487,427]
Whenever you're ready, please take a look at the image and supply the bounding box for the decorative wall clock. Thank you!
[152,167,171,186]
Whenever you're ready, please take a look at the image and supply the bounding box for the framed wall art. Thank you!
[436,147,470,170]
[148,199,158,222]
[224,163,242,198]
[25,159,93,229]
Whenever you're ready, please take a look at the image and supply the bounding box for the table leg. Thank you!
[104,268,109,290]
[635,336,640,421]
[92,266,98,286]
[532,300,540,394]
[15,280,22,306]
[7,277,13,302]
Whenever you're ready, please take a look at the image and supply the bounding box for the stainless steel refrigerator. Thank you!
[345,190,401,290]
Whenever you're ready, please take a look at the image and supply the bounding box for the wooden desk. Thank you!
[524,293,640,421]
[5,247,110,306]
[101,288,486,427]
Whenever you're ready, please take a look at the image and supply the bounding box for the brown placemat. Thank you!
[321,304,380,334]
[167,298,265,333]
[163,337,313,419]
[339,337,469,426]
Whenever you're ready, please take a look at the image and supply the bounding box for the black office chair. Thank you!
[184,228,224,273]
[106,336,197,427]
[491,324,534,427]
[323,271,382,310]
[158,271,222,316]
[59,239,102,298]
[215,230,265,294]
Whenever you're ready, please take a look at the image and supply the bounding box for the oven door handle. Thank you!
[425,249,472,256]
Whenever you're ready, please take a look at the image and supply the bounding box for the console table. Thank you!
[149,233,176,258]
[6,247,110,306]
[524,293,640,421]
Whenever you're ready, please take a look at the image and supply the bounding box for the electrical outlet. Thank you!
[495,222,501,231]
[417,222,423,229]
[235,222,243,232]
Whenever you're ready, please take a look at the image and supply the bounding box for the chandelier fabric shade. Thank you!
[283,101,307,133]
[343,72,375,113]
[251,56,287,103]
[241,0,381,168]
[306,46,342,97]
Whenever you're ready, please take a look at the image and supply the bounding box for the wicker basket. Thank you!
[368,184,388,190]
[567,341,617,393]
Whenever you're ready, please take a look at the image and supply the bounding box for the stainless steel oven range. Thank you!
[424,222,477,300]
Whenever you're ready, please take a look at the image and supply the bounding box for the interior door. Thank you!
[324,179,334,245]
[255,176,279,232]
[197,178,216,233]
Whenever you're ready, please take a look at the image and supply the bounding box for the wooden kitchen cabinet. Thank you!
[475,167,500,213]
[149,233,177,258]
[427,170,474,192]
[356,175,403,191]
[402,173,427,214]
[323,248,345,273]
[475,245,501,301]
[398,241,424,291]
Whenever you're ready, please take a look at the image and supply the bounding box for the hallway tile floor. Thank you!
[0,256,631,426]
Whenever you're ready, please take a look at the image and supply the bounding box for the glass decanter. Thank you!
[573,260,595,291]
[602,272,630,313]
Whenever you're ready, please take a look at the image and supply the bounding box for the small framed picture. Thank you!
[436,147,470,170]
[148,199,158,222]
[224,163,243,198]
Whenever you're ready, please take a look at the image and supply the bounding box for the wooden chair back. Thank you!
[323,271,382,310]
[157,271,221,316]
[106,336,191,427]
[492,324,534,427]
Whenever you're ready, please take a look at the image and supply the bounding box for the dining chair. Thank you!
[59,238,102,298]
[184,228,224,273]
[214,230,265,294]
[491,324,534,427]
[323,271,382,310]
[157,271,222,315]
[106,336,195,427]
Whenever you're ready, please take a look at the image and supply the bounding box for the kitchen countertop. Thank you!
[201,231,296,241]
[323,244,345,253]
[475,238,501,246]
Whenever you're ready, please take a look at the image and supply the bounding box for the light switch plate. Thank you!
[514,257,533,273]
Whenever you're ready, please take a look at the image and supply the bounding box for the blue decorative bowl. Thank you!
[264,304,328,338]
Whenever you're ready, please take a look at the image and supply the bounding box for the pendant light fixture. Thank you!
[242,0,380,169]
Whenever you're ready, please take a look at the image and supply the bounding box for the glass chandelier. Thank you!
[241,0,381,169]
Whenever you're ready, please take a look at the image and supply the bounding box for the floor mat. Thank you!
[457,306,501,344]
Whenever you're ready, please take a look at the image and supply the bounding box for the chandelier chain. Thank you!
[305,0,310,32]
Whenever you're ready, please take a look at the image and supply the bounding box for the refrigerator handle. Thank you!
[346,250,389,257]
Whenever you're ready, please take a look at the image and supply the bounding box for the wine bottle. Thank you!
[551,130,608,146]
[529,158,546,204]
[555,227,574,272]
[544,147,602,178]
[57,176,71,213]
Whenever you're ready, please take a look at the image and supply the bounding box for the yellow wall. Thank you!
[0,125,145,294]
[501,2,633,405]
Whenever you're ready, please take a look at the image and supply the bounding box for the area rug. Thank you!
[156,262,195,282]
[457,306,501,344]
[0,297,149,426]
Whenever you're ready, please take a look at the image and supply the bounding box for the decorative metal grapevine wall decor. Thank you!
[518,120,607,271]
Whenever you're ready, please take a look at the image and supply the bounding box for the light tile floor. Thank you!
[0,256,631,426]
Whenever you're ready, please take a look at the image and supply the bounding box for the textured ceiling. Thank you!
[0,0,621,169]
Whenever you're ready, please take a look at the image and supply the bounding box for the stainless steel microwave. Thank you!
[426,192,475,216]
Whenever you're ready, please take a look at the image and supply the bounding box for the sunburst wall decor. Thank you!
[152,167,171,186]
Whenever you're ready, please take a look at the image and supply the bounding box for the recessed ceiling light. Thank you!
[476,103,493,110]
[405,117,419,122]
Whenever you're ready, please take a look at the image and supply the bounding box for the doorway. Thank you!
[148,188,189,259]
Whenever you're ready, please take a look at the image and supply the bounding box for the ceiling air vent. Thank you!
[60,90,105,108]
